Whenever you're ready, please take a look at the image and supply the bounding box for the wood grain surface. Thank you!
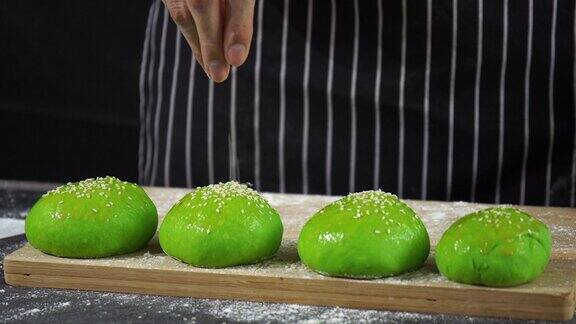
[4,187,576,320]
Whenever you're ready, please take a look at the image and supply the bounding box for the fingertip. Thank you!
[208,61,230,82]
[227,44,247,67]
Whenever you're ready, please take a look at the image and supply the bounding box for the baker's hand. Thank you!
[164,0,255,83]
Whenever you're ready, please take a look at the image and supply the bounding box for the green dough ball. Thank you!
[297,191,430,279]
[435,207,552,287]
[159,181,283,268]
[25,176,158,258]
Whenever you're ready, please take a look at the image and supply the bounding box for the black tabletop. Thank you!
[0,180,573,323]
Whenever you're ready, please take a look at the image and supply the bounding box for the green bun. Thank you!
[435,207,552,287]
[159,181,283,268]
[297,191,430,279]
[25,176,158,258]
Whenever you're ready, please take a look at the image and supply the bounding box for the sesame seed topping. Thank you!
[324,190,417,227]
[179,181,274,219]
[44,176,132,200]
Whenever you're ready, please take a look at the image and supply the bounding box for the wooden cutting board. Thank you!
[4,187,576,320]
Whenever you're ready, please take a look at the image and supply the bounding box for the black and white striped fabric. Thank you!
[139,0,576,207]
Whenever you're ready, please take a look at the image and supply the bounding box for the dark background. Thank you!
[0,1,151,184]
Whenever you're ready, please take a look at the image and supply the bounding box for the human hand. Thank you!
[163,0,255,82]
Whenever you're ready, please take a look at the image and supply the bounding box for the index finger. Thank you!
[187,0,230,82]
[164,0,205,69]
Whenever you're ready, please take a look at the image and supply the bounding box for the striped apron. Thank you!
[139,0,576,207]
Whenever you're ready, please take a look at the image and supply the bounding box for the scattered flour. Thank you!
[0,218,25,239]
[426,211,447,221]
[0,274,491,323]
